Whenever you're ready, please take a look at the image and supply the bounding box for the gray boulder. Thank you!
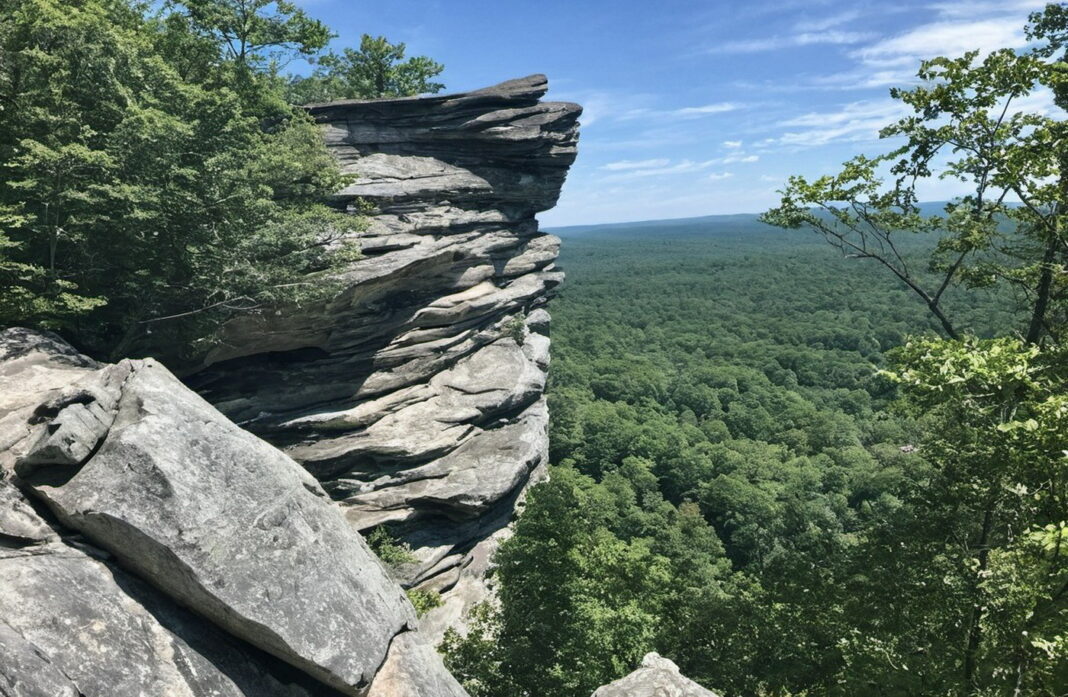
[0,328,466,697]
[0,540,328,697]
[592,653,722,697]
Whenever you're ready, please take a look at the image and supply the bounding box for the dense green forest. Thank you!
[444,11,1068,696]
[443,217,1067,697]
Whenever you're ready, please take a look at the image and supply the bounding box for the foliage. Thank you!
[446,9,1068,697]
[504,314,527,345]
[285,34,445,104]
[444,198,1066,696]
[365,526,417,567]
[0,0,362,362]
[174,0,332,66]
[761,46,1066,344]
[406,588,443,618]
[850,336,1068,695]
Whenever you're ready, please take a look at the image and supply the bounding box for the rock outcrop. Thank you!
[186,74,580,638]
[592,653,722,697]
[0,327,466,697]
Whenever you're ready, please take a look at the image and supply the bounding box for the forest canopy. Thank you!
[443,7,1068,697]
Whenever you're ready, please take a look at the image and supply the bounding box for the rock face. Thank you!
[592,653,722,697]
[0,327,466,697]
[186,74,580,638]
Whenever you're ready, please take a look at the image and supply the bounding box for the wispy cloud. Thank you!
[603,159,723,180]
[599,154,759,181]
[733,0,1045,93]
[927,0,1046,20]
[674,103,741,116]
[620,102,743,121]
[710,30,874,54]
[856,19,1030,67]
[601,158,671,171]
[723,140,743,148]
[767,99,909,147]
[708,172,735,181]
[717,153,759,164]
[794,9,861,32]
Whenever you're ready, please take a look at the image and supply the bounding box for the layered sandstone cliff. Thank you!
[186,74,581,638]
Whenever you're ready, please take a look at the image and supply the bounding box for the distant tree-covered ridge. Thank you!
[0,0,445,362]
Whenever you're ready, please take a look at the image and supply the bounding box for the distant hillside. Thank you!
[547,213,771,239]
[545,202,961,240]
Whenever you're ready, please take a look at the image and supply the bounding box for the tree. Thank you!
[286,34,444,104]
[847,337,1068,695]
[0,0,360,362]
[174,0,332,66]
[762,6,1068,694]
[761,46,1065,344]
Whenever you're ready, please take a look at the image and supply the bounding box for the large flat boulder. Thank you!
[0,328,466,697]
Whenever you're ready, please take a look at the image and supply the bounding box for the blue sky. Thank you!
[293,0,1054,226]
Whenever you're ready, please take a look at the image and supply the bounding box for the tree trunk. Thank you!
[963,506,994,694]
[1026,236,1058,344]
[108,321,142,363]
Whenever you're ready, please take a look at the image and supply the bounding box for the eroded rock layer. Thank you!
[0,327,465,697]
[186,74,580,638]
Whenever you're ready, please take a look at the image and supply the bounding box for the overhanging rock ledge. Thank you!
[186,74,582,639]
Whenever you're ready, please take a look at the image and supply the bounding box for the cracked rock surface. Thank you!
[186,74,580,639]
[0,327,467,697]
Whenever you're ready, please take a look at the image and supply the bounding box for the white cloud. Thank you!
[739,0,1045,93]
[710,30,874,54]
[769,99,910,147]
[1008,87,1059,117]
[673,102,741,116]
[620,103,742,121]
[723,140,743,148]
[928,0,1046,20]
[601,159,720,180]
[856,19,1029,67]
[795,10,861,32]
[708,172,735,181]
[598,154,759,181]
[601,158,671,171]
[807,68,918,90]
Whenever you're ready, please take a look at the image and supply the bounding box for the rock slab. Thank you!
[0,328,466,697]
[591,653,722,697]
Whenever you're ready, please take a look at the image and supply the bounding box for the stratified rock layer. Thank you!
[186,74,580,638]
[592,654,722,697]
[0,327,466,697]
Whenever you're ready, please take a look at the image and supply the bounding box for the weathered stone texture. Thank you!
[0,328,464,697]
[186,74,579,638]
[592,653,722,697]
